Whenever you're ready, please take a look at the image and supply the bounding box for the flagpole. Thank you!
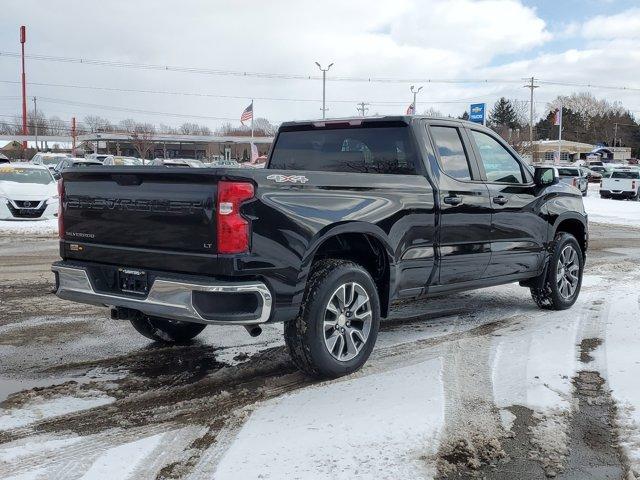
[557,103,562,165]
[250,99,254,163]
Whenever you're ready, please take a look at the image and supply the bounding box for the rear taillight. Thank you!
[217,181,254,254]
[633,180,637,190]
[572,177,577,187]
[57,179,65,239]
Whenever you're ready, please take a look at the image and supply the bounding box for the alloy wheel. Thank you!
[323,282,372,362]
[556,245,580,300]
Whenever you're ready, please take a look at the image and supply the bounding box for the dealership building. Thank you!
[78,133,274,161]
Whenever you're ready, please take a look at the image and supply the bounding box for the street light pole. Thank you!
[33,96,38,151]
[410,85,423,115]
[315,62,333,119]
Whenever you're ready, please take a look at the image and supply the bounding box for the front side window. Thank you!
[269,124,418,174]
[430,126,472,181]
[471,130,524,184]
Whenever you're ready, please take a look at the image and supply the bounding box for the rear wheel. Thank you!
[284,259,380,379]
[130,315,206,343]
[530,232,583,310]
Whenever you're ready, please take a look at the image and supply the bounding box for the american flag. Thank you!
[553,108,562,126]
[406,103,415,115]
[240,102,253,125]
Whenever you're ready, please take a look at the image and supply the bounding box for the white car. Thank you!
[31,153,72,170]
[0,163,59,220]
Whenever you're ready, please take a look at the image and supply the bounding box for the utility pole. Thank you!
[356,102,369,117]
[410,85,423,115]
[315,62,333,119]
[523,76,539,162]
[71,117,77,156]
[33,96,38,151]
[20,26,27,153]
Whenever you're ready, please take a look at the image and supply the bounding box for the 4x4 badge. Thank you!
[266,174,309,184]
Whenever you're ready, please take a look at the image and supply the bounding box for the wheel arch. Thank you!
[553,214,588,257]
[300,223,396,318]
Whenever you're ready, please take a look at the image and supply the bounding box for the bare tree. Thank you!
[178,122,212,135]
[84,115,111,133]
[118,118,137,134]
[159,123,178,134]
[130,122,156,160]
[48,116,67,135]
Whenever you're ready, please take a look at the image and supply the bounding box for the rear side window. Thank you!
[269,125,419,174]
[558,168,579,176]
[611,171,640,179]
[430,126,472,181]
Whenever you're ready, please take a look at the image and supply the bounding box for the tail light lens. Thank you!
[633,180,637,190]
[57,179,65,239]
[572,177,577,187]
[217,181,254,254]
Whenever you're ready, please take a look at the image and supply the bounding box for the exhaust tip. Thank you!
[244,325,262,337]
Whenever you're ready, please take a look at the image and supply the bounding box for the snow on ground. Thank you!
[215,359,444,480]
[0,392,114,431]
[79,433,166,480]
[583,184,640,226]
[0,219,57,237]
[599,282,640,476]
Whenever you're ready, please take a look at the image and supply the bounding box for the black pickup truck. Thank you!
[52,116,588,378]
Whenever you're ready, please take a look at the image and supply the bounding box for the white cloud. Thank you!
[581,7,640,39]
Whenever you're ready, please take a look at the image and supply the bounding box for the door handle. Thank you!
[493,196,509,205]
[443,195,462,205]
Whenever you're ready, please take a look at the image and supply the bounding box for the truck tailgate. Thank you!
[62,169,217,254]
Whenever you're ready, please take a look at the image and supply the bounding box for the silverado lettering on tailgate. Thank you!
[66,196,206,215]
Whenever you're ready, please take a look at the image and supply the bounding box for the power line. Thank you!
[2,51,640,92]
[0,79,500,106]
[0,51,535,86]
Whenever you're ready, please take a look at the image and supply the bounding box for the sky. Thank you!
[0,0,638,132]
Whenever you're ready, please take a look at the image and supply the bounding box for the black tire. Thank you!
[582,190,588,197]
[130,315,206,343]
[284,259,380,379]
[530,232,584,310]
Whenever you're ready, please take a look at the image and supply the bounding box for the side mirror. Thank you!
[534,167,559,187]
[52,172,62,180]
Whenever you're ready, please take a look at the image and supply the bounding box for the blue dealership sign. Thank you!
[469,103,485,124]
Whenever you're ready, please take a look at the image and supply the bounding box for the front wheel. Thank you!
[284,259,380,379]
[130,315,207,343]
[530,232,584,310]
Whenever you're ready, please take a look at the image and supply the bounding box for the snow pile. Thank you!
[0,218,58,237]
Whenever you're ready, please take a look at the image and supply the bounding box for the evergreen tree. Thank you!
[458,111,469,120]
[488,97,520,129]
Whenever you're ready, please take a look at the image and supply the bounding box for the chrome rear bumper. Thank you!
[52,265,272,325]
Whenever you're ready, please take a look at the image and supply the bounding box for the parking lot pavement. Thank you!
[1,223,639,479]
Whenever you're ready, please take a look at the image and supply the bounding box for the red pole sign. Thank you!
[20,26,27,151]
